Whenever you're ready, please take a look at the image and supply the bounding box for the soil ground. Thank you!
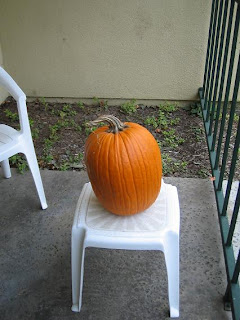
[0,97,238,179]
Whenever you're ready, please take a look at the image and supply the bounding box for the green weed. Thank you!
[4,109,18,121]
[101,99,109,111]
[186,103,202,117]
[40,97,49,111]
[93,96,100,105]
[93,97,109,110]
[28,118,39,140]
[169,117,180,126]
[158,111,168,128]
[192,126,204,142]
[62,104,77,117]
[159,103,178,112]
[58,152,84,171]
[162,153,188,175]
[59,162,70,171]
[121,99,137,114]
[145,116,158,128]
[197,168,210,178]
[162,129,185,148]
[9,154,28,173]
[77,101,85,109]
[85,126,97,136]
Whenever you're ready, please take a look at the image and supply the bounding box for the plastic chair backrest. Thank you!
[0,67,30,134]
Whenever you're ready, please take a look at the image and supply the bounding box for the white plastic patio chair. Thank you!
[71,180,180,318]
[0,67,47,209]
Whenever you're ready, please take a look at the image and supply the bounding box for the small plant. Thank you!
[186,103,202,117]
[100,99,109,111]
[74,124,82,132]
[58,152,84,171]
[157,140,162,149]
[158,111,168,128]
[234,113,239,122]
[40,97,49,111]
[73,152,84,162]
[169,117,180,126]
[43,138,54,150]
[49,124,60,142]
[93,97,109,110]
[60,162,70,171]
[192,126,204,142]
[85,126,97,136]
[62,104,77,117]
[84,121,105,135]
[162,153,188,175]
[28,118,39,140]
[65,151,83,163]
[43,153,54,164]
[225,113,240,122]
[77,101,85,109]
[93,96,100,105]
[159,103,178,113]
[120,99,138,114]
[59,119,70,128]
[162,129,185,148]
[4,109,18,121]
[31,127,39,140]
[145,116,158,128]
[9,154,28,173]
[197,168,210,178]
[59,110,67,118]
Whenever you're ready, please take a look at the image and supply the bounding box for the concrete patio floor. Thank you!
[0,169,232,320]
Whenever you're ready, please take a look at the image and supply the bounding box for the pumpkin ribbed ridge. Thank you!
[84,117,162,216]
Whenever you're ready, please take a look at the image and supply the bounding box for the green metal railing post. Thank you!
[199,1,240,319]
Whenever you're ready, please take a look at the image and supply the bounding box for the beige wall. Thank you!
[0,42,8,102]
[0,0,212,101]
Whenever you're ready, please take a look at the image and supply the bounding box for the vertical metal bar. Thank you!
[212,0,235,152]
[203,0,217,94]
[209,0,229,136]
[206,0,224,124]
[214,4,240,175]
[218,54,240,192]
[232,251,240,284]
[225,182,240,245]
[222,115,240,216]
[204,0,219,110]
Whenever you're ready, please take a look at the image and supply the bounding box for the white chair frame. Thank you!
[71,180,180,318]
[0,67,47,209]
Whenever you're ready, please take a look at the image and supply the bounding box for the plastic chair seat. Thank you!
[71,180,180,318]
[0,124,21,147]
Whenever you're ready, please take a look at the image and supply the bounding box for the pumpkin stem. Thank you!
[87,115,128,133]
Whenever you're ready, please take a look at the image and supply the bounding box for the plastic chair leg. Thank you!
[24,147,47,209]
[1,159,11,178]
[72,228,86,312]
[164,232,179,318]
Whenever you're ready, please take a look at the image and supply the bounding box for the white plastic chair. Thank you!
[0,67,47,209]
[71,180,180,318]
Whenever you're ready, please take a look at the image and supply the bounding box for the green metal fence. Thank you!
[199,0,240,319]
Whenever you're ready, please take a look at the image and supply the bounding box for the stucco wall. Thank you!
[0,0,211,100]
[0,42,8,102]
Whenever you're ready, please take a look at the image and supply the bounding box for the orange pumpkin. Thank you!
[84,115,162,216]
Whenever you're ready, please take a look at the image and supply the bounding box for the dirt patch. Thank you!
[0,97,216,178]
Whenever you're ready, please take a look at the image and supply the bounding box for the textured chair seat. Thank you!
[79,182,168,232]
[0,124,20,145]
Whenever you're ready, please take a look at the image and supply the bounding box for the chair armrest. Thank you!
[0,67,26,101]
